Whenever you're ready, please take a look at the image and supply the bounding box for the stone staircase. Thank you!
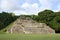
[6,17,55,34]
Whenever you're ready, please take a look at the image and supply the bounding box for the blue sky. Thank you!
[0,0,60,15]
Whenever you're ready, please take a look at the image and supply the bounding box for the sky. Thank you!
[0,0,60,15]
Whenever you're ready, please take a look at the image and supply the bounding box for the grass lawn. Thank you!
[0,34,60,40]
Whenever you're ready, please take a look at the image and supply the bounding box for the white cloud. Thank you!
[32,3,39,10]
[0,0,60,15]
[0,0,39,15]
[57,4,60,11]
[53,3,60,12]
[13,3,39,15]
[0,0,20,12]
[21,3,30,9]
[21,3,39,15]
[1,0,10,11]
[13,10,27,15]
[39,0,52,11]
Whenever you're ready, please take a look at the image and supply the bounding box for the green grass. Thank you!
[0,34,60,40]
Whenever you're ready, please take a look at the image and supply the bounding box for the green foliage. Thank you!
[38,10,60,33]
[20,15,38,21]
[0,12,19,30]
[49,15,60,32]
[38,9,54,22]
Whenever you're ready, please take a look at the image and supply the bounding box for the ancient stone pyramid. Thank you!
[6,16,55,34]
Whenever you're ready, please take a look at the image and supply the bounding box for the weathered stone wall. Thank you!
[6,17,55,34]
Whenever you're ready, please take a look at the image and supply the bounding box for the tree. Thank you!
[48,12,60,33]
[38,9,54,23]
[38,10,60,33]
[0,12,19,30]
